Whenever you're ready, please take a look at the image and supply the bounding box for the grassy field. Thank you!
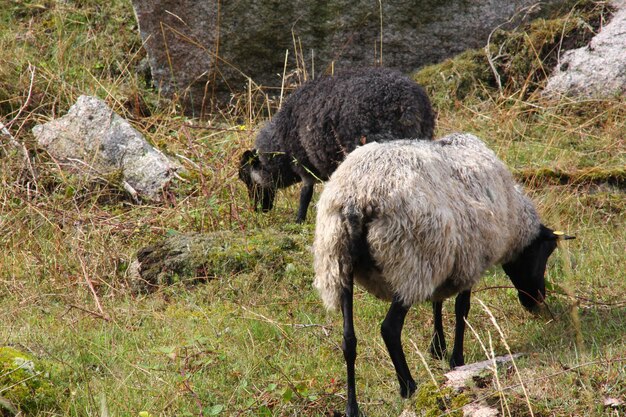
[1,1,624,416]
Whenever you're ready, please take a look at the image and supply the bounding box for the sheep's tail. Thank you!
[313,201,370,311]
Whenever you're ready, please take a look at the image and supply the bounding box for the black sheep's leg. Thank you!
[295,182,314,223]
[450,290,471,368]
[381,295,416,398]
[260,187,275,212]
[429,300,447,360]
[341,277,359,417]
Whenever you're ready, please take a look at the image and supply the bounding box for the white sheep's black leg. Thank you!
[341,278,359,417]
[295,183,314,223]
[450,290,471,368]
[429,300,447,360]
[381,295,416,398]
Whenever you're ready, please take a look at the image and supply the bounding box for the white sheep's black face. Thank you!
[238,150,276,212]
[502,225,569,311]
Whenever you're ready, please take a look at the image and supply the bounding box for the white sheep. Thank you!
[313,133,573,417]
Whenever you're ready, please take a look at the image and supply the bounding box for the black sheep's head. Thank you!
[238,149,276,212]
[503,224,575,312]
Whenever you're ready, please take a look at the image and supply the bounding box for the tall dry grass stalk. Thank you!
[279,50,289,109]
[558,237,596,411]
[409,339,451,412]
[477,299,535,417]
[378,0,384,66]
[291,30,308,84]
[465,318,512,416]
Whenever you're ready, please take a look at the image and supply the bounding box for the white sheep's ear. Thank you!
[552,230,576,241]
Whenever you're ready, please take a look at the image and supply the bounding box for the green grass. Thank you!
[1,0,625,416]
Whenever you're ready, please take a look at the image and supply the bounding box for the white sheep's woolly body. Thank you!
[313,133,541,311]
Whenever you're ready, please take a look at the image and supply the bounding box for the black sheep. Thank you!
[238,68,436,223]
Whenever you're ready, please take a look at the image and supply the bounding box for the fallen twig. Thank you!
[78,256,109,321]
[67,304,111,322]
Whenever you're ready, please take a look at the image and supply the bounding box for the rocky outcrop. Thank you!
[131,0,562,115]
[33,95,180,201]
[544,1,626,98]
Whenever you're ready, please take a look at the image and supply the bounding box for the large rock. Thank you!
[132,0,562,115]
[544,1,626,98]
[33,95,180,201]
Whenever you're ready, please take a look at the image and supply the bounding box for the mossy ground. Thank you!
[0,347,64,415]
[130,227,311,292]
[1,1,625,416]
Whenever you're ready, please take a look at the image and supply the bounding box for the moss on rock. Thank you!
[0,347,61,416]
[514,166,626,189]
[412,0,614,108]
[412,381,470,417]
[130,227,312,293]
[412,49,495,106]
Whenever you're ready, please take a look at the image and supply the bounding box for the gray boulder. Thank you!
[131,0,562,114]
[33,95,180,201]
[544,1,626,98]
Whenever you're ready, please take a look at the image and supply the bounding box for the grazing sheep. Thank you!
[313,133,574,417]
[238,68,435,223]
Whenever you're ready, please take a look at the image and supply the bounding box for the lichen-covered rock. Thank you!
[129,229,309,293]
[0,347,60,415]
[544,1,626,98]
[131,0,562,114]
[399,355,523,417]
[32,95,181,202]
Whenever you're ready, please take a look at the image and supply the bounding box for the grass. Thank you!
[1,0,625,416]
